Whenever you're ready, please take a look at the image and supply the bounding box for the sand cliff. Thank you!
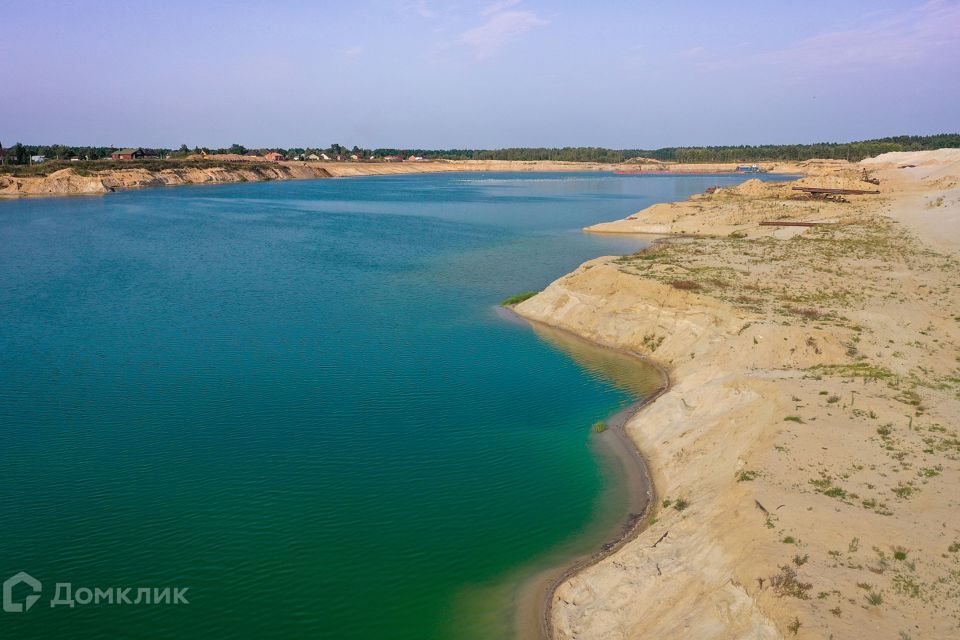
[515,149,960,639]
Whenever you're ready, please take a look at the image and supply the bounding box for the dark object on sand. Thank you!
[759,221,833,227]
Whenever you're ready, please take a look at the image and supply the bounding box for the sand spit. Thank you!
[0,159,806,199]
[515,149,960,639]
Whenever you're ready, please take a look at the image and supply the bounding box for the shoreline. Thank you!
[511,148,960,638]
[0,159,798,199]
[499,309,670,640]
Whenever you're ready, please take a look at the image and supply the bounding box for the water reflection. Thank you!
[529,321,663,401]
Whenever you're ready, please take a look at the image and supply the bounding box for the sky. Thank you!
[1,0,958,149]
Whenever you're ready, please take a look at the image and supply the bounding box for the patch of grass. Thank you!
[784,415,804,423]
[893,547,908,561]
[787,617,802,635]
[824,486,848,499]
[893,575,920,598]
[793,554,809,566]
[892,483,916,499]
[770,565,812,599]
[808,362,894,381]
[670,279,702,291]
[736,470,758,482]
[673,498,690,512]
[592,421,607,433]
[500,291,538,306]
[783,536,797,544]
[641,333,665,351]
[866,591,883,606]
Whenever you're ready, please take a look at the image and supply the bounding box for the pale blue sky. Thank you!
[2,0,958,148]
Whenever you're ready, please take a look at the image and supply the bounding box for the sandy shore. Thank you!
[514,149,960,639]
[0,158,791,199]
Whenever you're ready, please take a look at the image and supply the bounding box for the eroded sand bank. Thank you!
[515,149,960,639]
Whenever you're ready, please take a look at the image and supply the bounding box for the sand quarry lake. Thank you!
[1,171,791,639]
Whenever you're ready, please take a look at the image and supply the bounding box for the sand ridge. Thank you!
[515,149,960,639]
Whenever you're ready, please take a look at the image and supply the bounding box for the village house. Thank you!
[264,151,286,162]
[111,147,158,160]
[306,153,321,161]
[30,155,46,163]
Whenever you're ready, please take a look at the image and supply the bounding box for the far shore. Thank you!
[0,158,804,199]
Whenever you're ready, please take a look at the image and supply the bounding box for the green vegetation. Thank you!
[787,617,802,635]
[4,134,957,171]
[770,565,812,599]
[592,421,607,433]
[784,416,804,423]
[0,157,280,178]
[866,591,884,606]
[500,291,538,306]
[371,133,960,163]
[735,469,758,482]
[672,498,690,512]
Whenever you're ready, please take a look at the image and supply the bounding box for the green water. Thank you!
[0,172,788,638]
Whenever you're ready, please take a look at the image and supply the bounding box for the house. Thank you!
[264,151,286,162]
[306,154,321,161]
[30,155,46,163]
[382,155,402,162]
[320,153,331,160]
[350,154,359,161]
[111,148,158,160]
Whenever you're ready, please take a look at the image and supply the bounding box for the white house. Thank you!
[30,155,46,163]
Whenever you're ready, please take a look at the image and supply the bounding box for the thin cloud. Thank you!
[480,0,522,16]
[410,0,437,19]
[343,46,364,59]
[460,1,547,59]
[694,0,960,73]
[762,0,960,67]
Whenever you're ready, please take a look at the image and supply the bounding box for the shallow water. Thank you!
[0,172,788,638]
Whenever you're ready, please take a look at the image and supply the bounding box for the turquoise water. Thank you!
[0,172,786,638]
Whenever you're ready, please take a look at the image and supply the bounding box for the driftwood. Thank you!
[651,531,669,548]
[759,221,832,227]
[791,186,880,195]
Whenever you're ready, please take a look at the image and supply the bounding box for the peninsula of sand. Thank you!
[512,149,960,639]
[0,157,784,198]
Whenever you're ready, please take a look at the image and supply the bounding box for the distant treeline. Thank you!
[3,134,957,165]
[373,134,960,163]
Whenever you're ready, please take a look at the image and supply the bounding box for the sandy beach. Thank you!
[514,149,960,639]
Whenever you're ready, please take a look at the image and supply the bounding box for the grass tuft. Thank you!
[500,291,538,306]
